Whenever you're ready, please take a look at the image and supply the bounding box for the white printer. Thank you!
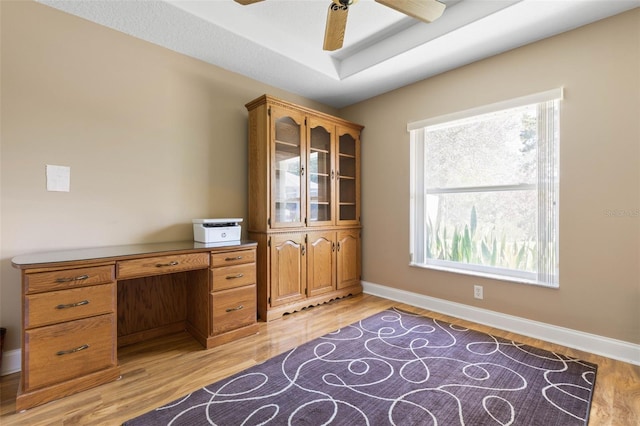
[192,218,242,244]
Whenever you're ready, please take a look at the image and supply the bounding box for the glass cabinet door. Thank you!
[271,107,306,228]
[337,126,360,225]
[308,118,334,226]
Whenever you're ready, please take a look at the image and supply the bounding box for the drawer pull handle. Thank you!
[156,261,179,267]
[226,305,244,313]
[56,300,90,310]
[56,344,90,356]
[55,274,89,283]
[225,256,243,261]
[226,273,244,280]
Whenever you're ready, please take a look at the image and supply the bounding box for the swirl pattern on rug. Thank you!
[124,308,597,425]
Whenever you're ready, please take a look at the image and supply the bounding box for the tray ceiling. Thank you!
[36,0,639,108]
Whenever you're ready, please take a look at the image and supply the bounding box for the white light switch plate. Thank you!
[46,165,70,192]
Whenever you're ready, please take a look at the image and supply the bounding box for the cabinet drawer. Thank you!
[117,253,209,279]
[211,250,256,267]
[25,284,115,329]
[25,265,114,294]
[24,314,116,391]
[211,263,256,291]
[211,285,257,335]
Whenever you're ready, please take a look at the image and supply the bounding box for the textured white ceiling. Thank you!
[37,0,639,108]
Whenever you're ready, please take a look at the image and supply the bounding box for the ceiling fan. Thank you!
[234,0,446,51]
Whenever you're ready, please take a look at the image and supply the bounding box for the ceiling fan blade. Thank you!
[375,0,445,23]
[323,3,349,51]
[234,0,264,5]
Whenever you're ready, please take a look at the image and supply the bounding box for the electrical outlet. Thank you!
[474,285,483,300]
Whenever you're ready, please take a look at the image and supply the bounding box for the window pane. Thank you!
[425,105,538,188]
[409,92,560,286]
[426,190,537,273]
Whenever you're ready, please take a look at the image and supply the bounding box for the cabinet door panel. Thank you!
[337,230,361,290]
[271,106,306,228]
[270,234,306,306]
[307,232,336,297]
[308,117,335,227]
[336,126,361,225]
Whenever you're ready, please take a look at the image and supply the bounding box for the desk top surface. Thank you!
[12,240,257,269]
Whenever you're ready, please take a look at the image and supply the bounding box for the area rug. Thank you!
[123,308,597,425]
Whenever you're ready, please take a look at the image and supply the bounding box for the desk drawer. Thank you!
[25,284,115,329]
[117,253,209,279]
[25,265,115,294]
[211,263,256,291]
[211,285,256,335]
[211,250,256,267]
[24,314,116,391]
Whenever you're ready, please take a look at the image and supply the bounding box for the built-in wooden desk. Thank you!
[11,240,258,411]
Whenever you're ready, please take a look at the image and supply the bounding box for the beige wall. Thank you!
[341,9,640,344]
[0,1,337,352]
[1,2,638,355]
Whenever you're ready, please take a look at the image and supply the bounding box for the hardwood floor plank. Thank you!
[1,294,638,425]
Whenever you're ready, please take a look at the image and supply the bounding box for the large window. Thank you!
[409,89,562,287]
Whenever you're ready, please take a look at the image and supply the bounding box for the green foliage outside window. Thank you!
[426,205,536,272]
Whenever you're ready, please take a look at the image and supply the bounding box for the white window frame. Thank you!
[409,88,562,287]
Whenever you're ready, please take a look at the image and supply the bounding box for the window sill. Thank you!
[409,262,559,289]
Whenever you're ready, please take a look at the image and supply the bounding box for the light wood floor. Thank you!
[1,294,638,425]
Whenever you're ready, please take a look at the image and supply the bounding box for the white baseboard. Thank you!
[1,349,21,376]
[362,281,640,366]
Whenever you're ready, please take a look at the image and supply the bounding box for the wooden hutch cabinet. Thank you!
[246,95,363,321]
